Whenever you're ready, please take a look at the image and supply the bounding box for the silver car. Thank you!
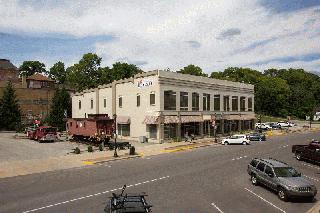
[247,158,317,201]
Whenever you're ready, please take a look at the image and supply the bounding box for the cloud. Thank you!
[259,0,320,13]
[217,28,241,40]
[0,0,319,73]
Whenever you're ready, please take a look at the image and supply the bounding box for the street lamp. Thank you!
[113,114,118,157]
[214,113,217,143]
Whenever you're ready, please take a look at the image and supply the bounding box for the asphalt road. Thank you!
[1,131,320,213]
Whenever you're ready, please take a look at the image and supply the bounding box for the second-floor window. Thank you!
[240,97,246,111]
[137,94,140,107]
[79,100,81,110]
[214,95,220,111]
[164,90,176,110]
[203,93,210,111]
[180,92,188,111]
[192,92,199,111]
[150,92,155,105]
[248,97,253,111]
[119,96,123,108]
[90,99,93,109]
[104,98,106,108]
[223,96,230,111]
[232,96,238,111]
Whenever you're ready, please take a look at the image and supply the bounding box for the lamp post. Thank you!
[214,113,217,143]
[113,114,118,157]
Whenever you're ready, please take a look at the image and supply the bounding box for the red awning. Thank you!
[180,116,203,123]
[164,116,180,124]
[117,116,130,124]
[143,116,159,124]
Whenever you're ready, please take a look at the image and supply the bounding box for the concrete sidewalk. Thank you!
[0,139,217,179]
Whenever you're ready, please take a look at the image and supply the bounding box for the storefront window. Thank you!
[214,95,220,111]
[180,92,188,111]
[118,124,130,136]
[148,124,157,139]
[164,90,176,110]
[192,92,199,111]
[232,96,238,111]
[203,93,210,111]
[164,123,177,139]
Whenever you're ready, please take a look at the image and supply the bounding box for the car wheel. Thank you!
[224,141,229,145]
[295,152,302,161]
[242,141,247,145]
[251,175,258,186]
[278,187,288,201]
[259,138,262,142]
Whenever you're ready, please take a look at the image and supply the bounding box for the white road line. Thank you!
[303,175,319,182]
[211,202,224,213]
[244,188,286,213]
[146,157,151,160]
[22,176,170,213]
[232,158,235,161]
[302,163,320,170]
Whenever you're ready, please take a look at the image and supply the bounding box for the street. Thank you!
[1,131,320,213]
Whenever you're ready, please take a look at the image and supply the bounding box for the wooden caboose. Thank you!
[67,114,114,143]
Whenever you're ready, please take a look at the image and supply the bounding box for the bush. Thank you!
[88,145,93,152]
[74,147,80,154]
[99,143,104,151]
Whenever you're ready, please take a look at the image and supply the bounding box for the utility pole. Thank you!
[113,114,118,157]
[214,113,217,143]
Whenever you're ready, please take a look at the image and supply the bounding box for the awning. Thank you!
[181,116,203,123]
[224,114,256,120]
[164,116,180,124]
[117,116,130,124]
[203,115,212,121]
[143,116,159,124]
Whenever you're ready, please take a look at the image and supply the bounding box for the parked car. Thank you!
[247,158,317,201]
[277,121,291,128]
[221,134,250,145]
[292,140,320,163]
[246,132,266,141]
[269,122,281,129]
[255,123,271,130]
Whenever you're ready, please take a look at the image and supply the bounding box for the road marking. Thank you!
[302,163,320,170]
[146,157,151,160]
[303,175,319,182]
[232,156,248,161]
[211,202,224,213]
[22,175,170,213]
[244,188,286,213]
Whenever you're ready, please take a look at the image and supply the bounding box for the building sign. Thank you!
[138,79,153,88]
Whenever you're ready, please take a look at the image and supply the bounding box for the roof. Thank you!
[258,158,289,167]
[0,59,17,70]
[27,73,54,82]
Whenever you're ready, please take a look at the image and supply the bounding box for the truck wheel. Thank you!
[251,174,258,186]
[295,153,302,161]
[278,187,288,201]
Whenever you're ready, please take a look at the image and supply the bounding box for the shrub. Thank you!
[74,147,80,154]
[99,143,104,151]
[88,145,93,152]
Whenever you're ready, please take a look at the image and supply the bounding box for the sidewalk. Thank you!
[0,138,217,179]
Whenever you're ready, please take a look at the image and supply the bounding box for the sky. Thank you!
[0,0,319,74]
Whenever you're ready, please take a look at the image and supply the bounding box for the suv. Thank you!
[247,158,317,201]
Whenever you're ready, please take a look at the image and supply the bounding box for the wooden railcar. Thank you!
[66,114,114,144]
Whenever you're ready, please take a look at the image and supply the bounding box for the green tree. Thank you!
[110,62,143,81]
[178,64,207,77]
[19,61,46,76]
[47,88,71,131]
[48,61,67,84]
[0,81,21,130]
[211,67,263,84]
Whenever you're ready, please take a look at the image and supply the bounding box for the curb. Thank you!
[84,155,141,165]
[307,201,320,213]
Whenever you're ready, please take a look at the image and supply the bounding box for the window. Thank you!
[90,99,94,109]
[248,97,253,111]
[240,97,246,111]
[148,124,157,139]
[104,98,106,108]
[79,100,81,110]
[180,92,188,111]
[137,94,140,107]
[203,93,210,111]
[223,96,230,111]
[232,96,238,111]
[265,166,274,177]
[257,162,266,172]
[118,124,130,136]
[150,92,155,105]
[250,159,258,167]
[214,95,220,111]
[119,96,122,108]
[192,92,199,111]
[83,122,86,128]
[164,90,176,110]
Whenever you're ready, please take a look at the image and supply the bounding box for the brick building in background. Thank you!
[0,59,56,124]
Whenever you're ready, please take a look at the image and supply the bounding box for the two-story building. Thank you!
[72,70,255,143]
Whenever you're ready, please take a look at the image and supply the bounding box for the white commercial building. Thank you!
[72,70,255,143]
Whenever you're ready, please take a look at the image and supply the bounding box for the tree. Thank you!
[48,61,67,84]
[110,62,143,81]
[178,64,207,77]
[19,61,46,76]
[0,81,21,130]
[210,67,263,84]
[47,88,71,131]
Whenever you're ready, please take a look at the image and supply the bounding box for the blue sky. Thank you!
[0,0,319,73]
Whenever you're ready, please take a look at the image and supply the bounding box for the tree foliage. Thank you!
[0,81,21,130]
[48,61,66,84]
[178,64,208,77]
[47,88,71,131]
[19,61,46,76]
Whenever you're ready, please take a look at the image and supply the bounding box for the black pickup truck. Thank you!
[292,140,320,163]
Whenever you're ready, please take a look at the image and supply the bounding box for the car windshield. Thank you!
[274,167,300,177]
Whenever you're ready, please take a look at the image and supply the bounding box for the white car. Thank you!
[277,121,291,128]
[255,123,271,130]
[221,134,250,145]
